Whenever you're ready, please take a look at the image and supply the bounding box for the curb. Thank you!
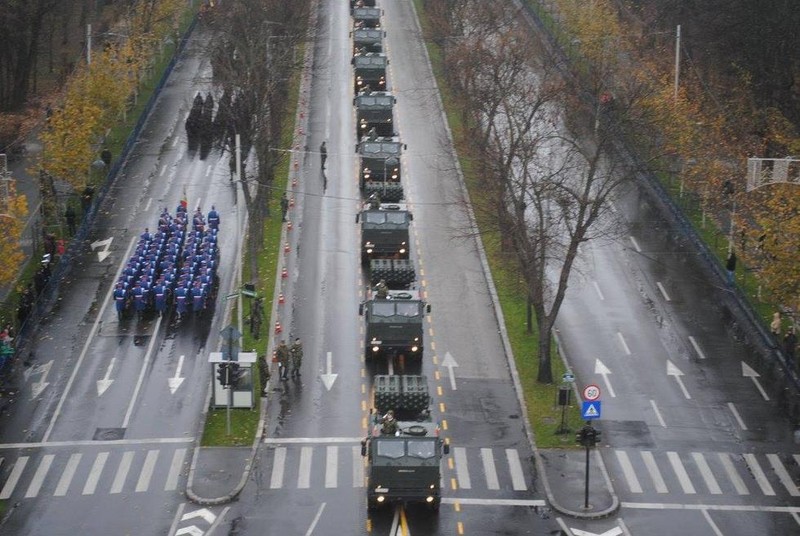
[409,0,619,520]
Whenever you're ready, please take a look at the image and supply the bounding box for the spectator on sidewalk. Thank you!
[771,311,782,338]
[784,327,797,365]
[65,205,77,235]
[725,250,737,285]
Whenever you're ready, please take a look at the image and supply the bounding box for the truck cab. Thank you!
[354,91,395,137]
[356,135,405,201]
[352,53,389,93]
[359,290,429,361]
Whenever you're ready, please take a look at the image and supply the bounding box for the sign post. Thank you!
[578,385,602,509]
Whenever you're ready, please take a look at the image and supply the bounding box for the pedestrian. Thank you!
[81,186,94,214]
[783,327,797,364]
[771,311,781,338]
[280,193,289,222]
[17,286,33,325]
[276,340,290,380]
[101,148,112,168]
[65,205,77,235]
[44,233,56,258]
[725,250,737,284]
[258,353,271,395]
[290,337,303,378]
[320,141,327,169]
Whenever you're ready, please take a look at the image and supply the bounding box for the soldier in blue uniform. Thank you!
[113,282,128,320]
[175,285,189,320]
[153,279,168,316]
[207,206,220,231]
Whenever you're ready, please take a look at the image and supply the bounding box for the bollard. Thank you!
[278,293,285,304]
[275,322,282,334]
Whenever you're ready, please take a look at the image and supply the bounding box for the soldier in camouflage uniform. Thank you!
[290,337,304,378]
[276,340,290,380]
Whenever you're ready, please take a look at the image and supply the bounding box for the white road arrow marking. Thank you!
[667,360,691,399]
[594,358,616,397]
[321,351,338,391]
[96,358,116,396]
[441,351,459,390]
[90,237,114,262]
[180,507,216,525]
[572,527,623,536]
[175,527,204,536]
[742,361,770,401]
[168,355,186,394]
[31,360,53,399]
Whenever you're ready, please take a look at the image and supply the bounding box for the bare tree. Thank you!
[443,0,640,383]
[206,0,310,276]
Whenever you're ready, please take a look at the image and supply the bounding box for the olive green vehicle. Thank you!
[361,375,450,511]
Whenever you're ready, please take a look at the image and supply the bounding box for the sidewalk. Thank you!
[536,447,619,519]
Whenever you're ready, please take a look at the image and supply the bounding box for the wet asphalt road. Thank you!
[0,25,244,535]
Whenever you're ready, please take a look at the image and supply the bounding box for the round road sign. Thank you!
[582,384,601,401]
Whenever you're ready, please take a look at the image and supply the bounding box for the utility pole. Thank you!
[673,24,681,103]
[87,24,92,66]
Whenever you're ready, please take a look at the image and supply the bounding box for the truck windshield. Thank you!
[371,302,420,317]
[375,439,436,460]
[365,212,407,224]
[362,142,400,154]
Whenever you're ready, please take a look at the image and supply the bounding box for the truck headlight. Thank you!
[377,495,386,503]
[425,496,434,503]
[372,345,380,352]
[399,248,406,254]
[411,345,419,352]
[366,248,373,254]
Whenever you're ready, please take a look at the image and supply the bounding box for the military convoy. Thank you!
[348,0,449,514]
[361,375,449,511]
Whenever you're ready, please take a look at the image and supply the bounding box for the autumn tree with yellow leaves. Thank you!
[40,0,185,190]
[0,181,29,286]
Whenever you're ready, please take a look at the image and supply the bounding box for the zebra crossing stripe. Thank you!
[298,446,312,489]
[767,454,799,497]
[453,447,471,489]
[351,446,363,488]
[83,452,108,495]
[667,451,696,494]
[640,451,668,494]
[25,454,54,498]
[270,447,286,489]
[615,450,642,493]
[165,448,186,491]
[692,453,722,495]
[325,446,338,489]
[717,453,749,495]
[744,453,775,496]
[481,448,499,490]
[0,456,29,499]
[54,453,82,497]
[136,449,159,492]
[506,449,526,491]
[110,451,134,494]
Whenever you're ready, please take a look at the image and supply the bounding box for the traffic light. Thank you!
[576,425,602,448]
[576,427,588,447]
[217,363,230,387]
[229,363,241,388]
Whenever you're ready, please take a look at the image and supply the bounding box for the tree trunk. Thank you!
[536,317,554,384]
[526,295,533,334]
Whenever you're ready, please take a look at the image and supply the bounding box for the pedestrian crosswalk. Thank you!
[610,449,800,499]
[261,442,531,493]
[0,446,187,500]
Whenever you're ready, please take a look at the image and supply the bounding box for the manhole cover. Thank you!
[94,427,126,440]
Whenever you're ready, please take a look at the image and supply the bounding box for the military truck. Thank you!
[359,289,429,362]
[352,6,382,29]
[361,375,449,511]
[356,202,415,287]
[356,135,405,202]
[354,91,395,137]
[352,53,389,93]
[352,28,385,55]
